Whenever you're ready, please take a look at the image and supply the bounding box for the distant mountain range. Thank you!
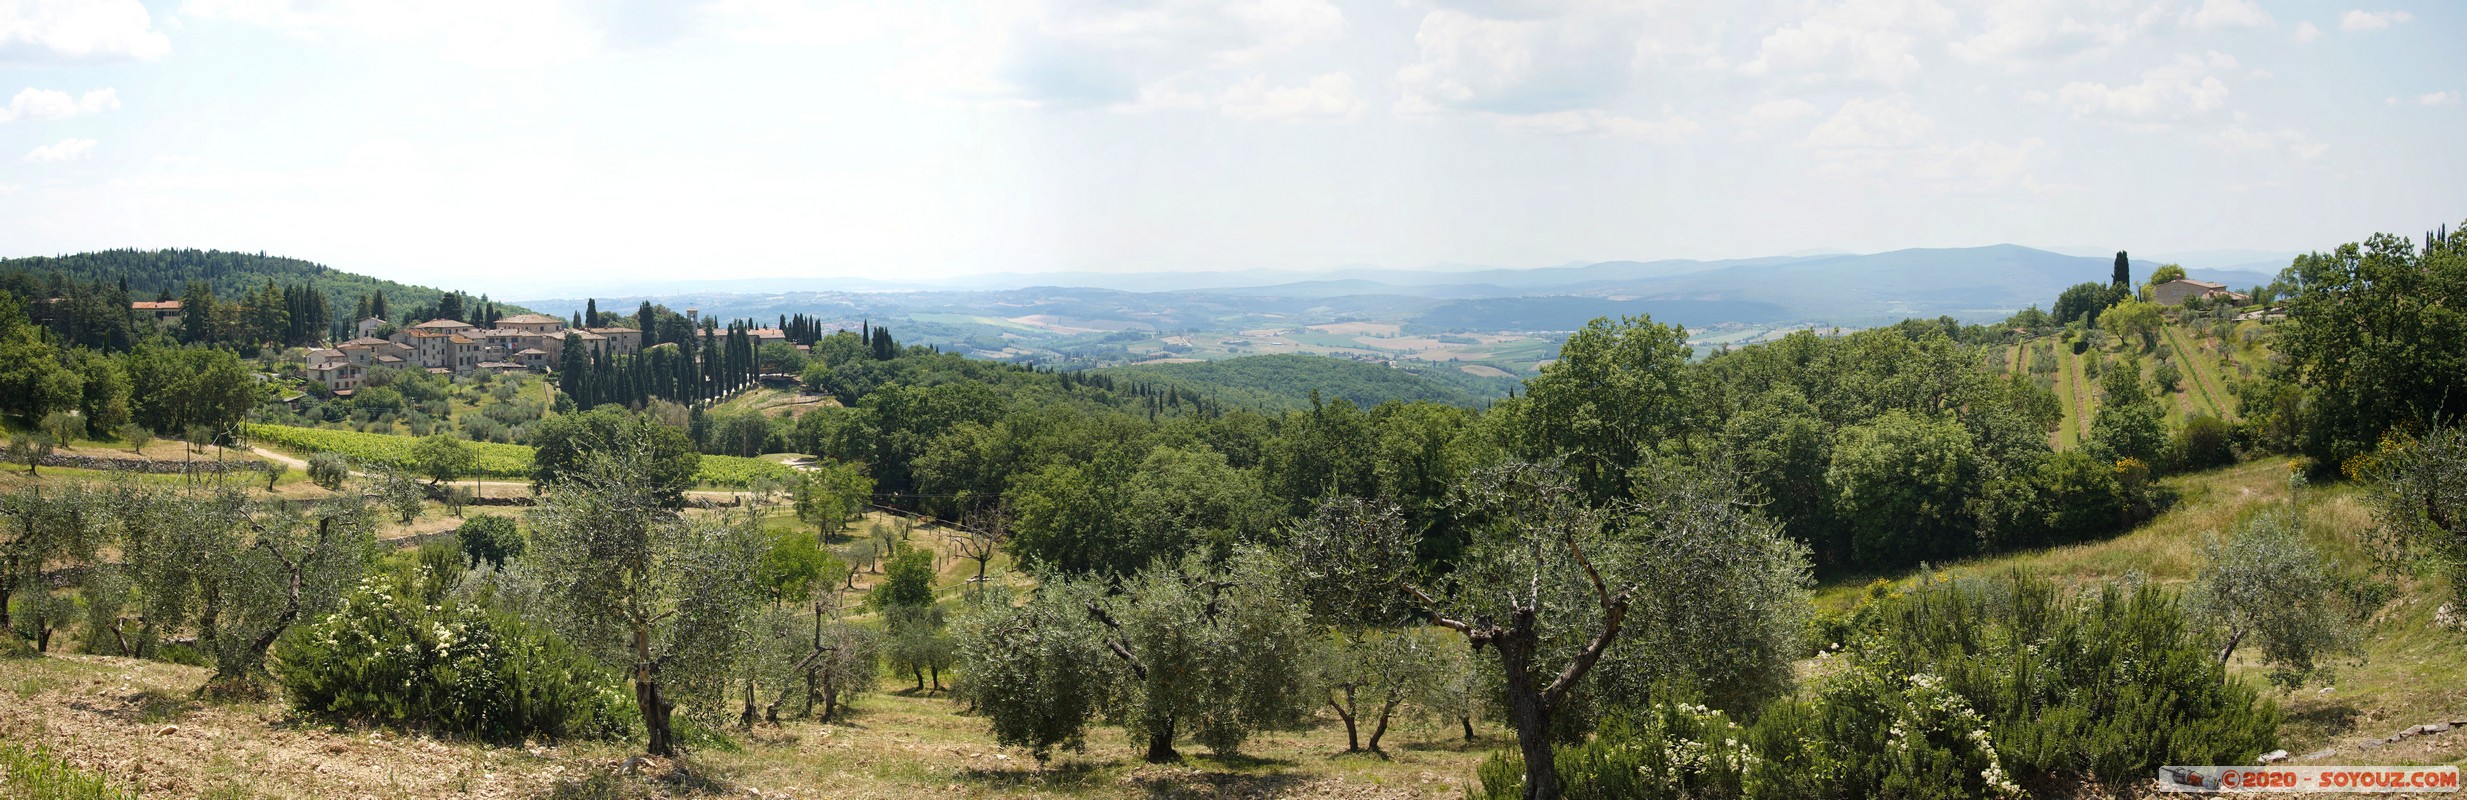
[571,245,2294,299]
[517,244,2285,334]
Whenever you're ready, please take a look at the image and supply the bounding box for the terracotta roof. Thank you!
[573,330,606,340]
[344,336,390,346]
[585,326,639,335]
[131,300,183,311]
[497,313,564,325]
[2166,278,2228,290]
[412,319,474,329]
[516,348,548,356]
[375,355,404,362]
[448,335,475,344]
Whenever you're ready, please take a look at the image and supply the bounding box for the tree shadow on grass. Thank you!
[958,759,1108,791]
[1127,769,1312,800]
[1397,736,1491,754]
[1182,752,1300,771]
[68,687,202,725]
[2282,702,2364,743]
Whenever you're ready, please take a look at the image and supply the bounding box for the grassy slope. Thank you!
[2166,324,2239,420]
[0,502,1490,800]
[1817,460,2467,763]
[245,423,796,489]
[2054,342,2088,449]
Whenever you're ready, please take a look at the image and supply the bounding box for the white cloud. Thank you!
[0,87,119,122]
[990,0,1347,107]
[1741,98,1818,125]
[2051,51,2235,121]
[1741,0,1955,85]
[1913,138,2048,187]
[704,0,887,46]
[2182,0,2273,29]
[1804,94,1934,149]
[2202,126,2328,159]
[1950,0,2137,66]
[0,0,168,62]
[181,0,606,67]
[1489,109,1699,142]
[2419,91,2461,107]
[1395,7,1645,115]
[23,137,96,162]
[2339,9,2412,31]
[1215,73,1361,120]
[2292,21,2322,42]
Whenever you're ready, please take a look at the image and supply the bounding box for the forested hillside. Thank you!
[0,249,524,331]
[1093,353,1517,411]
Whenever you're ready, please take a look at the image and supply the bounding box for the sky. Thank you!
[2,0,2462,296]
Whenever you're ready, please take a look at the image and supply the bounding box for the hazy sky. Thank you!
[2,0,2461,295]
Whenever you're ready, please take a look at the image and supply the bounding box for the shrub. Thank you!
[2170,415,2237,472]
[1859,574,2279,790]
[275,574,638,743]
[457,515,524,569]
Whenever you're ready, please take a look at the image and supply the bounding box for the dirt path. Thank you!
[251,446,749,504]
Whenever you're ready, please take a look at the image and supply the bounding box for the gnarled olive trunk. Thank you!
[1144,717,1178,763]
[1496,633,1559,800]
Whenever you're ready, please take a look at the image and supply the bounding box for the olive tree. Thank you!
[40,411,84,452]
[1311,626,1452,753]
[306,452,350,490]
[1401,463,1810,800]
[366,463,424,523]
[120,423,153,455]
[1098,547,1315,761]
[793,460,872,540]
[955,580,1117,763]
[884,604,955,693]
[1285,498,1449,753]
[2366,426,2467,608]
[1,484,108,653]
[110,484,373,695]
[197,499,377,694]
[527,438,766,756]
[2186,511,2361,688]
[6,432,52,475]
[412,433,475,486]
[959,548,1314,763]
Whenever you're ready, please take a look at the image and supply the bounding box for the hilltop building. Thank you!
[2153,278,2252,307]
[321,311,646,378]
[131,300,183,322]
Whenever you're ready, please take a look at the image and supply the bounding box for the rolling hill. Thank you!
[0,249,525,319]
[1094,354,1518,412]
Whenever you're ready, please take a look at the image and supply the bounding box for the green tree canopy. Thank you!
[528,406,700,507]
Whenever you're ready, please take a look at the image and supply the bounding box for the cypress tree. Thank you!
[2113,251,2130,288]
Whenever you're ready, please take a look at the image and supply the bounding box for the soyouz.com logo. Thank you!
[2159,766,2460,793]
